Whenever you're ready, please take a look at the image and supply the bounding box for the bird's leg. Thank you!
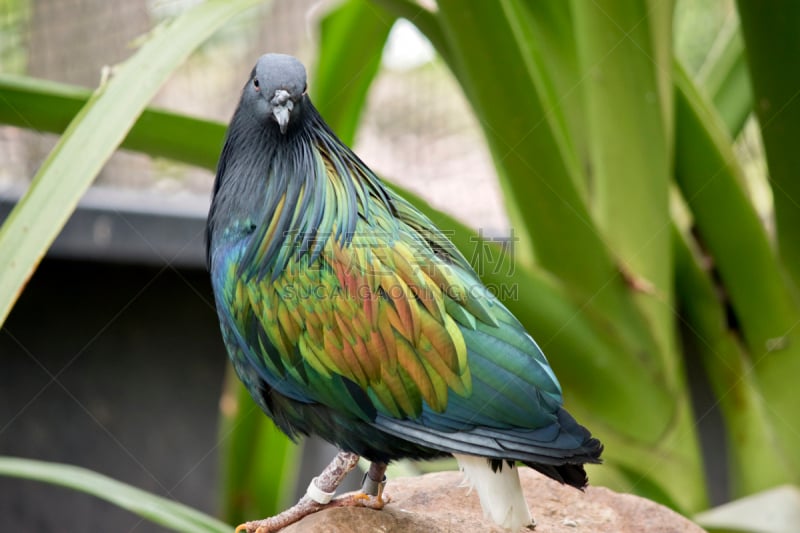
[235,451,360,533]
[329,461,389,510]
[362,461,388,501]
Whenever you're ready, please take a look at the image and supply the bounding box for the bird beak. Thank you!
[271,89,294,134]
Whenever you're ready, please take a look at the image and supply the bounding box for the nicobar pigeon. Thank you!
[207,54,603,532]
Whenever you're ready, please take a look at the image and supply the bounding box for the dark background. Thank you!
[0,189,226,531]
[0,190,360,532]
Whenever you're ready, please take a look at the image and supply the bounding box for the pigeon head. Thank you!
[242,53,307,134]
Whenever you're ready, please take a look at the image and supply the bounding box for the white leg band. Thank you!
[306,476,335,504]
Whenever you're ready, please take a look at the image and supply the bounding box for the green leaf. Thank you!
[674,225,791,496]
[431,2,668,380]
[312,0,395,146]
[571,0,677,377]
[696,20,752,138]
[516,1,588,178]
[736,1,800,295]
[674,62,799,357]
[615,463,684,512]
[674,62,800,479]
[433,1,610,295]
[0,456,231,533]
[0,74,226,169]
[0,0,265,326]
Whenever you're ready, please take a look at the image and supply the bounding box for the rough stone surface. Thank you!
[281,469,706,532]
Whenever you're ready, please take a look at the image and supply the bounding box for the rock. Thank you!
[281,469,706,532]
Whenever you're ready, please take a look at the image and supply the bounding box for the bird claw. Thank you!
[234,522,260,533]
[331,490,391,510]
[233,520,278,533]
[234,523,272,533]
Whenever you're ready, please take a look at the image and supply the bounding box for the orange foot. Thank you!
[330,490,391,510]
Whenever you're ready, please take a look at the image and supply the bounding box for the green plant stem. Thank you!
[0,457,231,533]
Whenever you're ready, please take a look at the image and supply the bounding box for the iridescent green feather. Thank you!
[222,132,497,418]
[215,108,566,425]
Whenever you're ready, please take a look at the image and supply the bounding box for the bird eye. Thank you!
[253,78,260,91]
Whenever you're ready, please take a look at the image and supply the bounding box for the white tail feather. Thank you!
[454,453,533,530]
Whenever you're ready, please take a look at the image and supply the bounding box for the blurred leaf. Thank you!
[0,0,265,326]
[0,456,231,533]
[695,485,800,533]
[674,63,800,478]
[312,0,395,146]
[674,225,791,496]
[696,19,752,138]
[674,65,793,353]
[615,463,684,512]
[736,1,800,295]
[434,1,615,300]
[431,2,675,410]
[0,74,225,169]
[571,0,677,376]
[516,1,588,178]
